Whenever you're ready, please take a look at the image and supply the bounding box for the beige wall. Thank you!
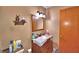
[0,6,73,51]
[0,6,45,51]
[46,6,72,48]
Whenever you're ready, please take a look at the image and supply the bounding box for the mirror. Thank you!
[31,15,45,32]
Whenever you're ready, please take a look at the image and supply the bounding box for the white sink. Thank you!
[33,35,53,47]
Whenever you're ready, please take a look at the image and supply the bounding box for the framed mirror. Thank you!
[31,15,45,32]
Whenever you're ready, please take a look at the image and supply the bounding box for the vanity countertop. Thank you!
[2,47,24,53]
[33,34,53,47]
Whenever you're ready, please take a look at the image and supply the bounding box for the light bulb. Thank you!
[35,13,39,17]
[42,15,46,18]
[39,14,43,17]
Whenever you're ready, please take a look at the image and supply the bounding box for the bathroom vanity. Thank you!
[31,14,53,53]
[32,35,53,53]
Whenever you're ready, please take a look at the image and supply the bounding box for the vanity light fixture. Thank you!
[33,11,46,19]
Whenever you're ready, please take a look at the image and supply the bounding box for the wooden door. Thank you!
[59,7,79,52]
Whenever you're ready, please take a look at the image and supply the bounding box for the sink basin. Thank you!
[33,35,47,47]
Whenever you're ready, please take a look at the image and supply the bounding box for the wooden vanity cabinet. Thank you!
[32,39,53,53]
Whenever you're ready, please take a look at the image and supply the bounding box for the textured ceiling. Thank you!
[42,6,53,9]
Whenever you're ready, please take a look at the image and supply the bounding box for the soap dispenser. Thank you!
[32,33,35,39]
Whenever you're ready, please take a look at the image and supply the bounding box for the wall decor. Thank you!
[13,15,26,25]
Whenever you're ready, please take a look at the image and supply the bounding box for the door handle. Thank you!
[60,35,63,39]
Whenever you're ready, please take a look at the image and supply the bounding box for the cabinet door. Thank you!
[32,39,53,53]
[59,7,79,52]
[41,39,53,53]
[32,41,41,53]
